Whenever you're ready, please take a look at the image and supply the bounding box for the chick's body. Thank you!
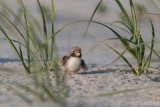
[66,57,81,73]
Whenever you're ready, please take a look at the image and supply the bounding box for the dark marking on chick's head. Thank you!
[70,46,82,57]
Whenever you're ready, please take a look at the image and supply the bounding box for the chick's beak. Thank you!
[75,51,80,56]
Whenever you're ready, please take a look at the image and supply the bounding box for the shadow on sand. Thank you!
[0,58,21,63]
[78,69,118,75]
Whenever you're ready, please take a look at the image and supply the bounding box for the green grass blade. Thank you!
[50,0,55,60]
[0,38,38,60]
[115,0,133,30]
[37,0,48,61]
[19,43,24,61]
[90,20,137,58]
[37,0,47,36]
[0,12,26,43]
[110,36,135,64]
[41,84,56,101]
[129,0,144,74]
[144,20,155,70]
[130,0,137,33]
[0,37,25,47]
[135,34,145,75]
[0,2,25,28]
[51,0,54,34]
[110,48,127,64]
[20,0,31,73]
[112,21,131,32]
[146,45,160,59]
[0,26,20,57]
[105,43,136,73]
[48,21,75,40]
[84,0,102,36]
[0,25,30,73]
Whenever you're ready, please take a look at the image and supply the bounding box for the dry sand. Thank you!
[0,62,160,107]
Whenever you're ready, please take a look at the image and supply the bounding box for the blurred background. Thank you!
[0,0,160,65]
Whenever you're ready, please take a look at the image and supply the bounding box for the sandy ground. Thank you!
[0,62,160,107]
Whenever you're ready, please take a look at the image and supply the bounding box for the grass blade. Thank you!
[84,0,102,36]
[37,0,48,61]
[144,20,155,71]
[105,43,136,73]
[50,0,55,60]
[0,2,25,28]
[130,0,137,32]
[0,25,30,73]
[20,0,31,73]
[0,12,26,43]
[42,84,56,101]
[90,20,137,58]
[115,0,133,30]
[111,21,131,33]
[146,45,160,59]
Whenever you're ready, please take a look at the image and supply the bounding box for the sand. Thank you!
[0,62,160,107]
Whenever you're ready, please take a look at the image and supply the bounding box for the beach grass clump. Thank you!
[109,0,155,75]
[0,0,67,106]
[83,0,155,75]
[0,0,56,74]
[107,0,155,75]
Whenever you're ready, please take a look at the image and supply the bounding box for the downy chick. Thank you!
[59,47,88,75]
